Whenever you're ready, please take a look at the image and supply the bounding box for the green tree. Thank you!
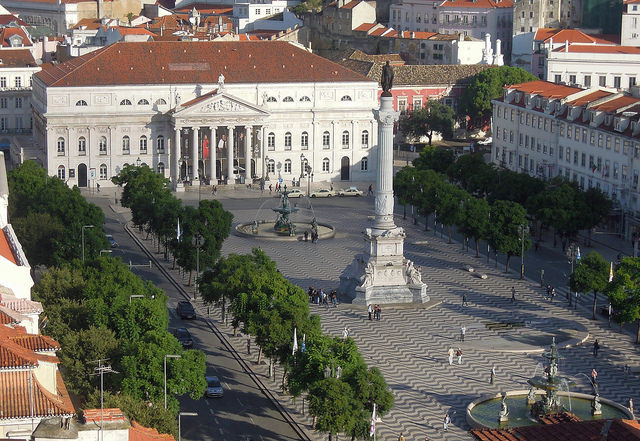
[487,200,530,272]
[458,66,537,124]
[308,378,357,441]
[456,196,490,257]
[413,146,456,173]
[400,100,455,146]
[435,183,465,243]
[415,169,445,231]
[11,212,65,267]
[528,182,577,241]
[570,251,610,320]
[446,153,487,191]
[393,167,418,220]
[605,257,640,342]
[581,187,613,246]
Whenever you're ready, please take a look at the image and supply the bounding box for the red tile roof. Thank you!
[554,44,640,54]
[534,28,619,44]
[440,0,513,8]
[112,27,156,37]
[129,421,175,441]
[0,229,16,265]
[0,326,59,368]
[506,80,581,99]
[0,309,16,326]
[11,334,60,353]
[36,41,372,88]
[0,370,74,420]
[84,408,126,423]
[470,419,640,441]
[591,95,640,112]
[0,15,28,27]
[354,22,377,31]
[567,90,612,106]
[0,49,37,68]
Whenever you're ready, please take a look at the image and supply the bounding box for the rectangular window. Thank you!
[598,134,603,147]
[575,127,580,140]
[584,75,591,87]
[582,129,587,143]
[606,136,611,149]
[413,98,422,110]
[569,75,576,84]
[519,133,523,146]
[0,117,7,130]
[301,132,309,149]
[614,76,621,89]
[555,74,562,83]
[0,77,6,88]
[284,161,291,173]
[590,131,595,144]
[559,146,564,160]
[599,76,607,87]
[398,99,407,113]
[615,137,620,152]
[0,98,6,109]
[14,77,21,88]
[581,153,586,167]
[630,77,637,88]
[574,151,579,164]
[14,97,21,108]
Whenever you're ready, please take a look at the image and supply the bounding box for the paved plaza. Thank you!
[110,186,640,441]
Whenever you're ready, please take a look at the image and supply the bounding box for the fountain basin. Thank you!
[467,390,633,429]
[235,220,336,241]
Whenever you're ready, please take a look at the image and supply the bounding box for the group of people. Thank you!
[308,287,338,308]
[304,230,319,243]
[367,304,382,320]
[545,284,557,302]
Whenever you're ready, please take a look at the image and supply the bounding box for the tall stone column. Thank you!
[374,97,397,232]
[210,127,216,183]
[192,127,199,183]
[227,126,234,184]
[173,127,181,190]
[245,126,251,183]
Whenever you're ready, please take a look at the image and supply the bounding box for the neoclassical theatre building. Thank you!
[31,41,380,189]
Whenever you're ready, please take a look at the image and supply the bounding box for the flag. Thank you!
[609,262,614,282]
[301,333,306,353]
[576,247,581,261]
[369,403,376,437]
[176,218,182,241]
[292,327,298,355]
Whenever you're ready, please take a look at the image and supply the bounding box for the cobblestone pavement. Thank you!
[210,195,640,441]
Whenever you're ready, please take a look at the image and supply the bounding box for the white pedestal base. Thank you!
[174,182,185,193]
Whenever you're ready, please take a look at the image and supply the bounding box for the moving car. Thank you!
[338,187,363,197]
[205,376,224,398]
[106,234,118,248]
[176,301,196,319]
[173,327,193,348]
[282,188,304,198]
[310,189,336,198]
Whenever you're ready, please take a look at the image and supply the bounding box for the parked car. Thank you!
[106,234,118,248]
[338,187,363,197]
[176,301,196,319]
[310,189,336,198]
[173,327,193,348]
[281,188,304,198]
[205,376,224,398]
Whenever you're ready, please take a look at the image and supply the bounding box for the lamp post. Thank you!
[178,412,197,441]
[129,294,144,304]
[164,354,181,409]
[566,242,579,308]
[192,234,204,299]
[264,155,270,181]
[300,153,306,192]
[82,225,94,263]
[517,224,529,279]
[99,249,112,257]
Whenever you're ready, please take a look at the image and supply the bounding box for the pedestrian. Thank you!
[269,184,272,193]
[304,230,309,242]
[96,182,101,192]
[460,325,466,342]
[490,365,496,384]
[330,183,334,191]
[511,286,516,302]
[593,339,600,357]
[462,293,469,307]
[456,347,463,364]
[398,432,405,441]
[448,347,455,366]
[342,326,350,340]
[443,413,451,431]
[541,269,545,287]
[331,290,338,307]
[247,338,251,355]
[375,304,381,320]
[550,287,556,303]
[629,398,634,416]
[368,304,373,320]
[546,284,552,299]
[591,368,598,385]
[368,184,373,196]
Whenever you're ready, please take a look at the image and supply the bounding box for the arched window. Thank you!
[341,95,352,101]
[266,96,277,102]
[57,165,65,180]
[267,159,275,173]
[57,137,65,155]
[361,156,368,171]
[322,157,330,172]
[301,131,309,149]
[99,136,107,154]
[154,98,167,105]
[75,100,88,106]
[342,130,350,148]
[120,99,132,106]
[267,132,275,150]
[361,130,369,148]
[284,159,291,173]
[157,135,165,153]
[122,135,130,154]
[137,99,149,105]
[284,132,292,150]
[99,163,107,179]
[139,135,147,154]
[157,162,165,175]
[300,96,311,102]
[78,136,86,154]
[322,131,330,148]
[283,96,294,102]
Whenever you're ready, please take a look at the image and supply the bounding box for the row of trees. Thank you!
[112,165,233,285]
[200,249,394,440]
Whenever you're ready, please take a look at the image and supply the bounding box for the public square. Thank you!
[106,186,640,441]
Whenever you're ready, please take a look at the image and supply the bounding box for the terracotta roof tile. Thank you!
[591,95,640,112]
[440,0,513,8]
[0,309,16,326]
[84,408,126,423]
[567,90,612,106]
[471,419,640,441]
[129,420,175,441]
[0,229,16,265]
[0,15,28,27]
[555,44,640,54]
[36,41,372,88]
[11,334,60,353]
[535,28,619,44]
[506,80,581,99]
[0,295,43,314]
[354,22,377,31]
[341,0,362,9]
[0,370,74,420]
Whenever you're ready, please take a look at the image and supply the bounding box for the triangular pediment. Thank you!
[174,91,269,118]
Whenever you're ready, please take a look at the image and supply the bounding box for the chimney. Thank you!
[97,0,103,19]
[400,30,404,38]
[410,31,415,38]
[565,40,568,52]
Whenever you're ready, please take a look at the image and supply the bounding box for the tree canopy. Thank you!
[605,257,640,342]
[400,100,455,145]
[570,251,609,319]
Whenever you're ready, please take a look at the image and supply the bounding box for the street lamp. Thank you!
[264,155,270,181]
[566,242,579,308]
[192,234,204,299]
[164,354,181,409]
[178,412,197,441]
[129,294,144,304]
[82,225,94,262]
[517,224,529,279]
[99,249,112,256]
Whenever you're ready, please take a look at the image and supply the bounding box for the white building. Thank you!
[31,41,379,190]
[622,0,640,46]
[491,80,640,240]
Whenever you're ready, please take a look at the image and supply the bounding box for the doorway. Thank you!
[340,156,350,181]
[78,163,87,187]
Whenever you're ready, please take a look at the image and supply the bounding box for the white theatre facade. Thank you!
[31,41,380,190]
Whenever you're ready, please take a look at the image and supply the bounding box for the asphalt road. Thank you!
[94,197,303,441]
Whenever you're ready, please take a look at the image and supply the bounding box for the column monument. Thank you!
[339,61,428,305]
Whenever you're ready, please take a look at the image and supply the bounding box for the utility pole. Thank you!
[91,359,118,441]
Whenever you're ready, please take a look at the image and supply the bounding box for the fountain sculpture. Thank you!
[272,186,298,236]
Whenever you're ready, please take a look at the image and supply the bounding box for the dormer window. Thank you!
[341,95,352,101]
[266,96,277,102]
[605,115,612,125]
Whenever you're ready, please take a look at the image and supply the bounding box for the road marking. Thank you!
[209,409,214,415]
[223,381,230,390]
[237,398,243,407]
[214,418,219,425]
[249,417,255,424]
[218,428,224,435]
[206,400,210,407]
[259,435,265,441]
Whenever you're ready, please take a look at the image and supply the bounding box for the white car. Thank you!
[310,189,336,198]
[338,187,363,197]
[280,188,305,198]
[205,376,224,398]
[477,137,492,145]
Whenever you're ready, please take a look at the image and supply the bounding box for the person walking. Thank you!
[462,293,469,307]
[368,184,374,196]
[593,339,600,357]
[342,326,350,340]
[591,368,598,386]
[550,287,556,303]
[96,182,101,192]
[443,413,451,431]
[460,325,466,342]
[448,347,455,366]
[368,304,373,320]
[456,347,463,364]
[629,398,634,417]
[331,290,338,307]
[247,338,251,355]
[398,433,405,441]
[490,365,496,384]
[375,304,381,320]
[511,287,516,302]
